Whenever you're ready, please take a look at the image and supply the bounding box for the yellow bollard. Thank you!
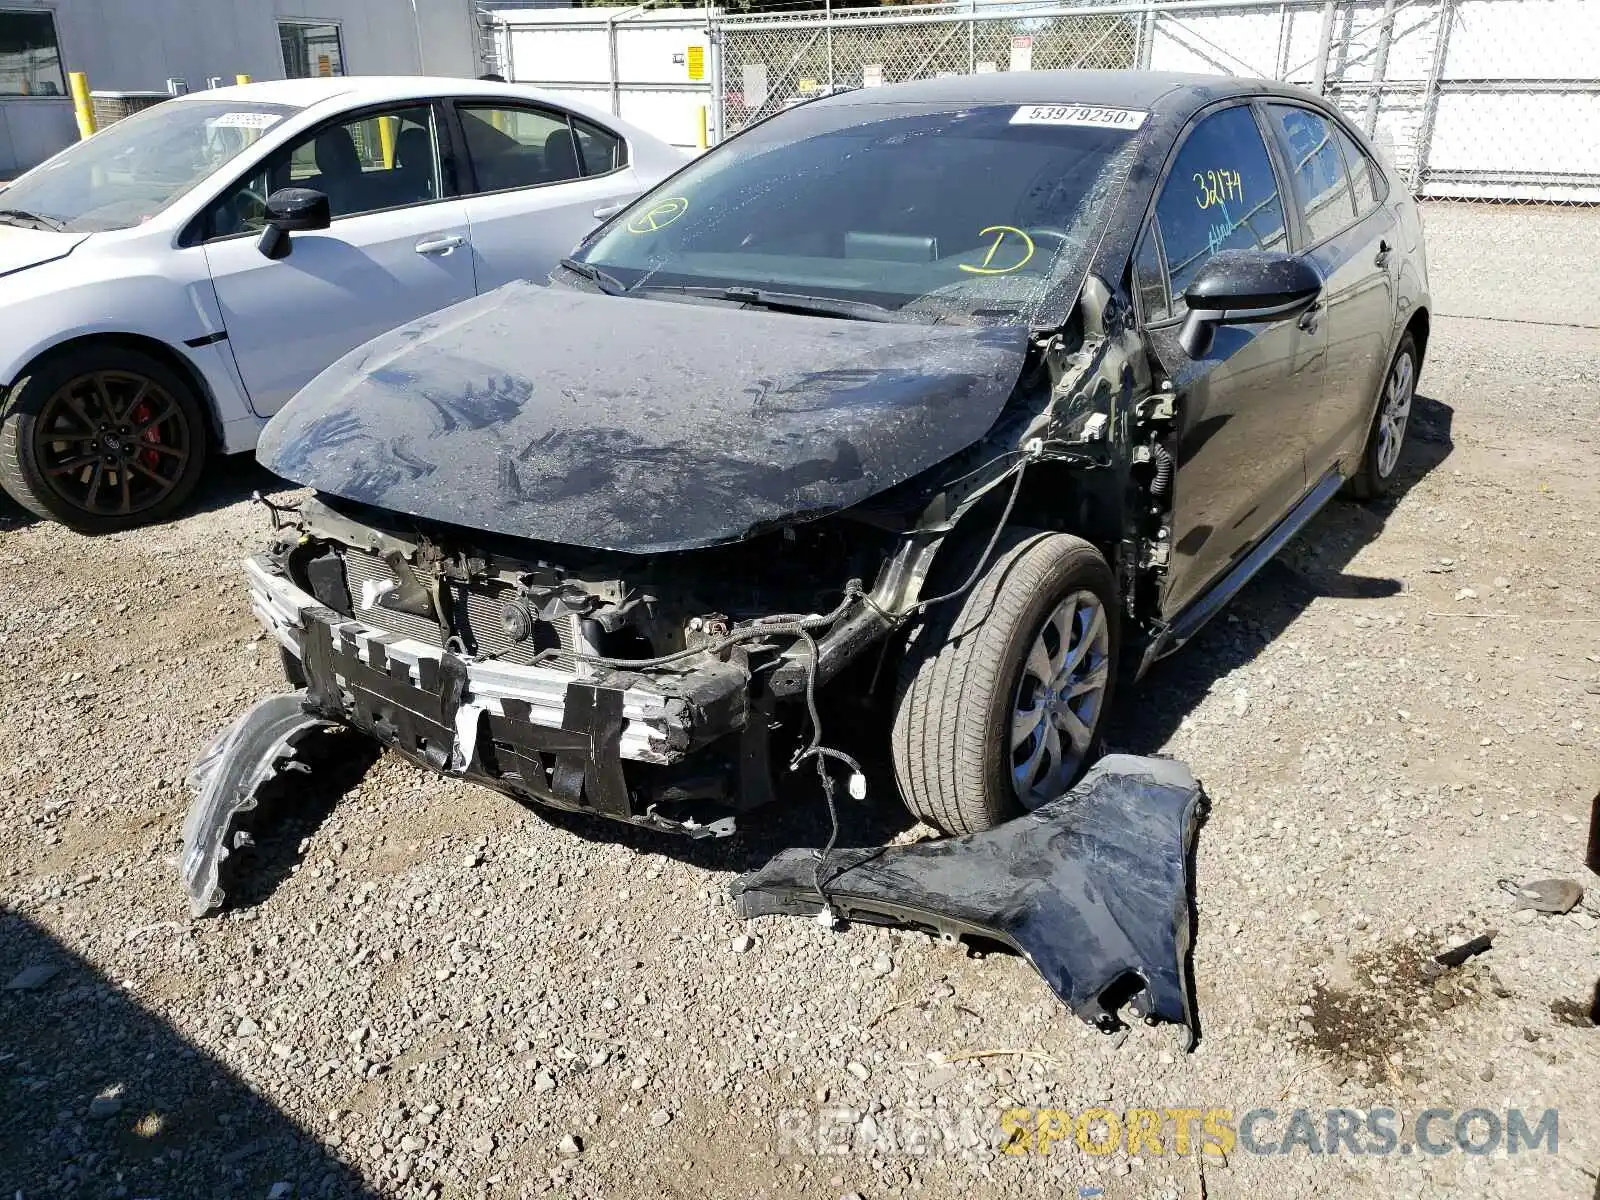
[69,71,96,139]
[378,115,397,170]
[235,73,251,86]
[697,104,708,150]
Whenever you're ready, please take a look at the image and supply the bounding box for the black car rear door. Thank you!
[1263,102,1399,476]
[1135,101,1327,620]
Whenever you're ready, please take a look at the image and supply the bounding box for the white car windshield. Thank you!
[0,99,297,233]
[576,100,1143,326]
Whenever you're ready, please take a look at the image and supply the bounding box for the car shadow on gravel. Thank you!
[0,487,34,531]
[184,453,297,521]
[0,908,379,1198]
[0,455,292,534]
[1107,391,1455,756]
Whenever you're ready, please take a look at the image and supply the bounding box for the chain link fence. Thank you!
[713,0,1600,203]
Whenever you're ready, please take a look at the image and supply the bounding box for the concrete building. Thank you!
[0,0,483,175]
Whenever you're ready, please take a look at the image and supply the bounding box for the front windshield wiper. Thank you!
[633,283,913,323]
[558,257,626,297]
[0,208,66,232]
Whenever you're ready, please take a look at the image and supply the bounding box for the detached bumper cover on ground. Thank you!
[731,754,1205,1043]
[180,692,337,916]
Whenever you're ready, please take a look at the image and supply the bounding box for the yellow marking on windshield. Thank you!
[1194,168,1244,209]
[958,225,1036,275]
[626,196,689,234]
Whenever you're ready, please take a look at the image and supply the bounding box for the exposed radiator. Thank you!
[340,547,578,668]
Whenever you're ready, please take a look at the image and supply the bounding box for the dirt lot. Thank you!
[2,202,1598,1200]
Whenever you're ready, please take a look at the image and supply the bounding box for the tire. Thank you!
[0,345,210,532]
[1346,332,1418,501]
[890,529,1119,835]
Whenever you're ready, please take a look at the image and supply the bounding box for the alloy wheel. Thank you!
[32,370,193,518]
[1010,589,1111,808]
[1375,351,1414,479]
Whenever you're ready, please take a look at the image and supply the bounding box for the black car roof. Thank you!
[811,69,1303,125]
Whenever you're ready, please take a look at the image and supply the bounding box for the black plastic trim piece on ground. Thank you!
[731,753,1206,1046]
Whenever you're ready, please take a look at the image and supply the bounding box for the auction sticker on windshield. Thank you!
[211,112,283,130]
[1010,105,1147,130]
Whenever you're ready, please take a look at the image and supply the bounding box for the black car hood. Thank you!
[257,282,1029,553]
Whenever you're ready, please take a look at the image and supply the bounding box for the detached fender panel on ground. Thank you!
[731,754,1205,1044]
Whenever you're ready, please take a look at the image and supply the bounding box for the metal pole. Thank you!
[408,0,427,74]
[1137,0,1157,70]
[1275,1,1291,79]
[1411,0,1456,192]
[707,3,721,145]
[968,0,976,73]
[1311,0,1337,93]
[608,15,621,116]
[826,0,834,90]
[1363,0,1399,136]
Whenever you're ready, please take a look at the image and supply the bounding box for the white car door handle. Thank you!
[415,234,465,255]
[593,201,628,220]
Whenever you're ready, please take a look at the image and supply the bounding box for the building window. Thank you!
[279,21,345,80]
[0,9,66,97]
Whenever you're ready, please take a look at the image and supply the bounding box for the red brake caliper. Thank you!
[131,401,162,470]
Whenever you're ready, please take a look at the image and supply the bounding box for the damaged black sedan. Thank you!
[204,71,1428,878]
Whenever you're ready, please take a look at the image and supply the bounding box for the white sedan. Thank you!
[0,76,685,531]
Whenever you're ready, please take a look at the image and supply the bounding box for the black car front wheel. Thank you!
[891,529,1119,835]
[0,346,209,532]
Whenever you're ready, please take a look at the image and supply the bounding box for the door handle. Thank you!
[1297,301,1322,332]
[415,234,465,255]
[1374,239,1391,268]
[592,200,627,220]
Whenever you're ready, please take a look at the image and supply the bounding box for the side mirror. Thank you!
[257,187,331,260]
[1177,250,1322,358]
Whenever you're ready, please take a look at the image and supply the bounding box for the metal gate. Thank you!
[486,5,716,150]
[712,0,1600,203]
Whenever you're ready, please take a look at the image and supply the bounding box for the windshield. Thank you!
[576,101,1143,325]
[0,100,296,232]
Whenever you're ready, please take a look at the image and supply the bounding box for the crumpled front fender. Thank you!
[731,754,1205,1044]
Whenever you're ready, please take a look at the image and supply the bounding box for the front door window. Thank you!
[1154,105,1289,310]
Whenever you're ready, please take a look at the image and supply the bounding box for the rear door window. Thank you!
[1154,104,1289,310]
[458,104,582,192]
[1267,104,1357,244]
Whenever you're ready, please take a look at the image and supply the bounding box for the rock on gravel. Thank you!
[3,962,61,990]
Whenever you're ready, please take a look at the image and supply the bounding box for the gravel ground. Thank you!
[2,203,1598,1200]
